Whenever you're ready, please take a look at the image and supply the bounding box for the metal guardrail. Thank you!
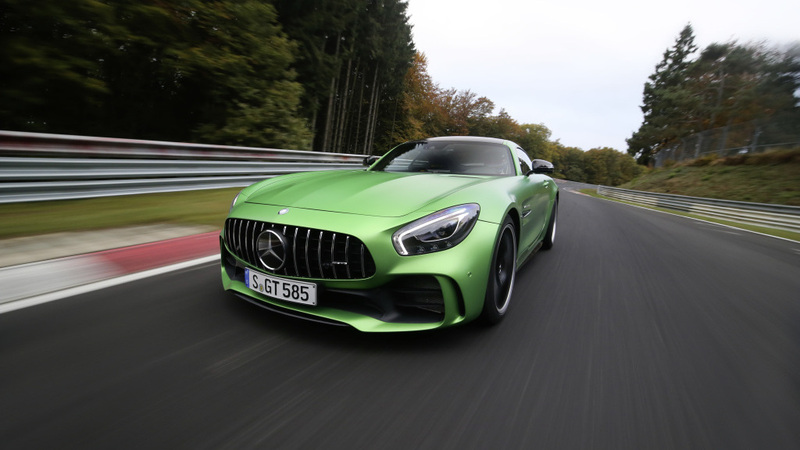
[0,131,366,203]
[4,130,797,236]
[597,186,800,234]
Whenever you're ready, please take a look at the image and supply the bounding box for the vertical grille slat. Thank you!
[317,230,324,278]
[360,244,366,279]
[281,226,289,276]
[304,228,312,278]
[241,221,248,263]
[233,219,241,253]
[230,220,238,253]
[237,219,244,254]
[257,223,265,266]
[330,233,338,280]
[292,227,299,277]
[344,236,351,279]
[255,222,266,266]
[253,222,260,266]
[245,221,254,266]
[224,220,233,252]
[224,218,376,280]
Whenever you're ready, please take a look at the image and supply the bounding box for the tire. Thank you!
[482,218,517,324]
[541,200,557,250]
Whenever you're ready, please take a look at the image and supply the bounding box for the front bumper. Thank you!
[219,207,499,332]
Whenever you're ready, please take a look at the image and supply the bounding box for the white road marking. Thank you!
[0,255,219,315]
[588,195,799,244]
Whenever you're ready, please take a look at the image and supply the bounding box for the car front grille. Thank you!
[224,218,376,280]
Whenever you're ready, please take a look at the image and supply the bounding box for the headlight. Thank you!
[229,192,241,214]
[392,204,480,256]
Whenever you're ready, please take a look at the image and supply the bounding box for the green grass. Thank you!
[3,152,798,243]
[621,150,800,206]
[0,188,241,239]
[579,189,800,242]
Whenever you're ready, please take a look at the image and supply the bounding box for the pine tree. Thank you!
[627,24,698,165]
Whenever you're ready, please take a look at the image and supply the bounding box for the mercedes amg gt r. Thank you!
[220,136,558,332]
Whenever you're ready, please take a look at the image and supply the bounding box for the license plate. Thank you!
[245,268,317,306]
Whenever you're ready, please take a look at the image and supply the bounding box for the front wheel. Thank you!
[482,218,517,325]
[542,200,557,250]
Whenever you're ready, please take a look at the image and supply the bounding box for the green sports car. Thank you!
[220,136,558,332]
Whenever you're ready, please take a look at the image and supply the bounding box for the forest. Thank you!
[1,0,413,152]
[1,3,797,186]
[628,25,800,166]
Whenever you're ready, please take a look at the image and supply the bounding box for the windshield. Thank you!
[372,140,516,176]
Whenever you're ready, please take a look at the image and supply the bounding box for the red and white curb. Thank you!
[0,231,220,314]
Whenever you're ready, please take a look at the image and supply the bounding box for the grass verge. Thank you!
[3,184,797,242]
[579,189,800,242]
[0,188,241,240]
[620,151,800,206]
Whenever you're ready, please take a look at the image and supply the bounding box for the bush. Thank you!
[687,154,718,166]
[747,149,800,165]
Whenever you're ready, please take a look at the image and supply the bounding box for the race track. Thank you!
[2,181,799,449]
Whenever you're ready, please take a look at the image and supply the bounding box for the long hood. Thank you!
[244,170,492,217]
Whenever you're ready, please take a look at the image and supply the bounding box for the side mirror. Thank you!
[363,155,380,167]
[528,159,554,175]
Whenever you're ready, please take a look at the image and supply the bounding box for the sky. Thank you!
[404,0,799,152]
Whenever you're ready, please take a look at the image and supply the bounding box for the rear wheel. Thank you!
[542,200,557,250]
[482,218,517,324]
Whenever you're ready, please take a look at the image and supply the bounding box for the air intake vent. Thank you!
[224,218,376,280]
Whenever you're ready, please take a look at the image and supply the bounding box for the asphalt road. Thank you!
[2,181,799,449]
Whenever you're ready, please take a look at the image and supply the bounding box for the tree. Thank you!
[269,0,360,137]
[185,0,311,148]
[515,123,554,161]
[628,24,698,165]
[433,88,493,136]
[272,0,414,153]
[629,24,799,165]
[551,145,586,182]
[390,51,445,142]
[687,42,800,143]
[548,144,641,185]
[0,0,312,148]
[357,0,416,153]
[0,0,113,133]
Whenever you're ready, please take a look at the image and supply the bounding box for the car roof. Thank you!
[421,136,511,146]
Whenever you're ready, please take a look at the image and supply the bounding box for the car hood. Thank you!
[244,170,492,217]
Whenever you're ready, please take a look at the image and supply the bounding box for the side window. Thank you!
[516,147,532,175]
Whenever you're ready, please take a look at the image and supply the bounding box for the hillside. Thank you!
[619,150,800,206]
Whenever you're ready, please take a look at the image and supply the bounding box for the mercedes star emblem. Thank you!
[256,229,289,271]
